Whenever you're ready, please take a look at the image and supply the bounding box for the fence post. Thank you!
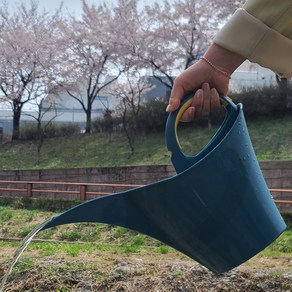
[80,185,87,201]
[27,183,33,197]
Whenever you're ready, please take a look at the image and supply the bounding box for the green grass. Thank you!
[0,115,291,170]
[260,230,292,256]
[247,115,292,160]
[0,208,13,221]
[0,205,291,258]
[0,206,169,254]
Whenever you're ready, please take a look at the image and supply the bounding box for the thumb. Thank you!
[166,85,185,112]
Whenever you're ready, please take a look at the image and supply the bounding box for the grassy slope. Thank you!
[0,115,291,170]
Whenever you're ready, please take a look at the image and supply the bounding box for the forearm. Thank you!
[243,0,292,39]
[214,0,292,78]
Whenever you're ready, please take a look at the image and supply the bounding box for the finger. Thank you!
[166,97,181,113]
[210,88,221,113]
[200,83,211,117]
[166,82,186,112]
[201,82,211,92]
[191,89,203,119]
[181,106,195,122]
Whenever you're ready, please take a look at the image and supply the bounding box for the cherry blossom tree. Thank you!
[0,0,244,141]
[0,0,63,140]
[113,0,243,91]
[111,0,150,76]
[57,1,123,134]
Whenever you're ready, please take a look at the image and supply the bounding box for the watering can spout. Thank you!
[40,94,286,274]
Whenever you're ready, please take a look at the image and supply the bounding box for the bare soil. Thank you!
[1,246,291,291]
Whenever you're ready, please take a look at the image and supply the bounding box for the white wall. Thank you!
[230,60,277,92]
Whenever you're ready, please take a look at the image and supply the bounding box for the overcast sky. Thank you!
[7,0,158,17]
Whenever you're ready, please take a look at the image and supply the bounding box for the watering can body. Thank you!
[41,94,286,274]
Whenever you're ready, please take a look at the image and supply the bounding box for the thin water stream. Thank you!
[0,218,52,292]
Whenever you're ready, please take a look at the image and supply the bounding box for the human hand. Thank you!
[166,44,245,121]
[166,58,229,121]
[179,82,221,122]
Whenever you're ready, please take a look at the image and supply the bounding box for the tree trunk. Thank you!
[36,122,44,165]
[85,106,92,134]
[123,122,135,153]
[12,106,22,141]
[122,99,134,152]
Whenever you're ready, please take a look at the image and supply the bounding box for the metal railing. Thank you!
[0,180,291,206]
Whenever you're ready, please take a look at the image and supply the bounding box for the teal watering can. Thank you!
[40,94,286,274]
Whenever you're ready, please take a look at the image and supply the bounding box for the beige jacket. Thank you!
[214,0,292,78]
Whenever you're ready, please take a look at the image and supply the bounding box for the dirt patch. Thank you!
[1,247,291,291]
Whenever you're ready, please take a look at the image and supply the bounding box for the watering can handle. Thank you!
[165,93,238,173]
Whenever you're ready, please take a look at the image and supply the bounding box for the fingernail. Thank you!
[166,105,172,112]
[188,107,195,120]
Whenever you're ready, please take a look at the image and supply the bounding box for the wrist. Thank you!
[200,56,231,79]
[204,43,245,76]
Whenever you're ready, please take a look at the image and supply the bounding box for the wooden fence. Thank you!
[0,180,143,201]
[0,180,291,210]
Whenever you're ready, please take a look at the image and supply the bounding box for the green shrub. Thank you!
[93,99,169,134]
[92,109,117,133]
[135,99,169,133]
[231,83,292,118]
[44,123,80,138]
[20,123,80,140]
[20,124,39,140]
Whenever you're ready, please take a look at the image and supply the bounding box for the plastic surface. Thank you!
[41,94,286,274]
[165,93,238,173]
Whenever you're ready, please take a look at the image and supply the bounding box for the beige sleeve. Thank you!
[213,0,292,78]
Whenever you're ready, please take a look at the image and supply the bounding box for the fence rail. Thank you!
[269,188,292,206]
[0,180,291,206]
[0,180,143,201]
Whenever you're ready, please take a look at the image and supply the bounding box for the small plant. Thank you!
[64,245,80,257]
[172,271,184,277]
[112,226,128,239]
[60,231,82,241]
[132,234,146,246]
[0,208,13,221]
[14,256,35,273]
[121,244,140,253]
[1,225,9,234]
[269,231,292,253]
[73,223,102,242]
[38,243,57,256]
[17,226,34,238]
[39,228,55,240]
[155,245,169,254]
[23,210,36,222]
[80,230,100,242]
